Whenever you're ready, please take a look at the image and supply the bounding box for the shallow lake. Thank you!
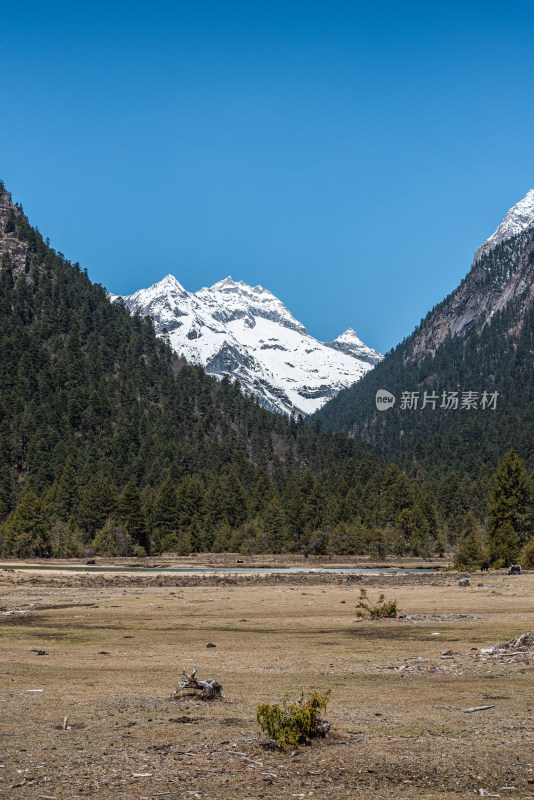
[2,564,437,575]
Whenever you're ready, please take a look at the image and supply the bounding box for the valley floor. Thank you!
[1,561,533,799]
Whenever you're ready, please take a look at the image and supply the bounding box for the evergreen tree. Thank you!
[398,505,431,557]
[488,522,521,568]
[52,459,79,521]
[212,522,235,553]
[78,476,116,541]
[260,498,288,553]
[151,475,179,551]
[116,481,149,553]
[0,486,49,557]
[453,513,486,570]
[249,468,273,516]
[177,477,204,530]
[188,515,204,553]
[488,451,531,548]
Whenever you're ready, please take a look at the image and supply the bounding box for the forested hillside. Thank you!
[0,181,453,559]
[315,223,534,481]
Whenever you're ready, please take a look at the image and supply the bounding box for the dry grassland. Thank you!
[1,563,534,799]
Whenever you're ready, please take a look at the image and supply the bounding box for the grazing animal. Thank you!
[508,564,521,575]
[480,561,489,571]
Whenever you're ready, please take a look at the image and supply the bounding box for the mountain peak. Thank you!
[327,326,382,365]
[211,276,240,289]
[335,327,364,344]
[474,189,534,263]
[115,274,381,415]
[157,274,187,291]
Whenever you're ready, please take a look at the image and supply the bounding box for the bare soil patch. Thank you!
[0,564,533,798]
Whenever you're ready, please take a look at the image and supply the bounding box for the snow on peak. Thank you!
[114,273,382,416]
[127,273,189,302]
[197,277,306,334]
[334,327,365,346]
[155,274,188,293]
[211,276,239,289]
[327,326,382,366]
[474,189,534,262]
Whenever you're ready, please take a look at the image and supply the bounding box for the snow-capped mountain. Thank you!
[113,276,382,416]
[474,189,534,263]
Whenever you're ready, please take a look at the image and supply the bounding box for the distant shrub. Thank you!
[256,689,331,750]
[355,588,398,619]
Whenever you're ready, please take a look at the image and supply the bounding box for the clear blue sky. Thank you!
[2,1,534,353]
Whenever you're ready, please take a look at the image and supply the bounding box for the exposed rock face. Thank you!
[407,190,534,361]
[115,276,382,416]
[0,185,29,275]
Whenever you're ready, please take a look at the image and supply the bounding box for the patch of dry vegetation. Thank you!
[1,563,534,798]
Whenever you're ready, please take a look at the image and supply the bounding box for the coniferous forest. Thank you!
[0,181,532,564]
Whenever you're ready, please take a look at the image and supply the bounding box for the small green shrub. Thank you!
[256,689,331,750]
[355,588,398,618]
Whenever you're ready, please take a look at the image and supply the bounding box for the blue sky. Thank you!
[2,1,534,353]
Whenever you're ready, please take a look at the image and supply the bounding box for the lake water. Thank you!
[1,564,437,575]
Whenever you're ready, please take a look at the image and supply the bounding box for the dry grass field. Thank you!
[1,560,534,799]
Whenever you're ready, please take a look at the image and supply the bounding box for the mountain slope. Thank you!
[114,275,381,416]
[0,187,300,489]
[0,181,405,558]
[315,190,534,478]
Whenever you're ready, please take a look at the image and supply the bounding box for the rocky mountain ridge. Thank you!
[407,190,534,360]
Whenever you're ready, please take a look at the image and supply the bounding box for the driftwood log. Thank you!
[171,665,224,701]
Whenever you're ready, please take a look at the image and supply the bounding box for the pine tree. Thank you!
[52,459,80,521]
[151,475,179,550]
[0,486,50,557]
[488,451,531,550]
[249,468,274,516]
[188,515,204,553]
[78,476,116,541]
[453,513,486,570]
[488,522,521,568]
[398,505,431,557]
[116,482,149,553]
[177,477,204,530]
[417,492,440,550]
[212,522,235,553]
[260,498,288,553]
